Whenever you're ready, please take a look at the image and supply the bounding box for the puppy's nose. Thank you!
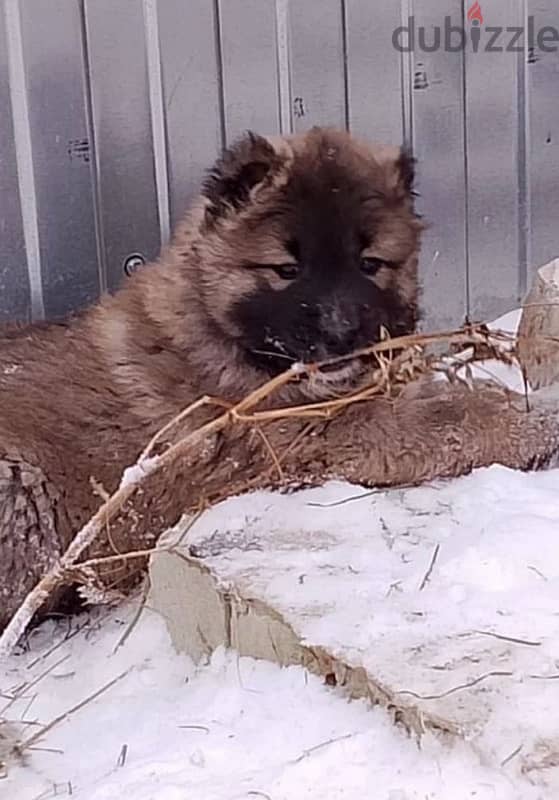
[320,303,360,355]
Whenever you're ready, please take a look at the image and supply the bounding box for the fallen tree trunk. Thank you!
[3,287,559,646]
[3,372,559,648]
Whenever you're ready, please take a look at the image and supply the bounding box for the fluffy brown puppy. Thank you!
[0,127,422,627]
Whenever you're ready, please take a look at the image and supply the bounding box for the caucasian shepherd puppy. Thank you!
[90,125,422,416]
[0,127,422,624]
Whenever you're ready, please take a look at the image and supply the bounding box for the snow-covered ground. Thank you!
[2,305,555,799]
[1,599,551,800]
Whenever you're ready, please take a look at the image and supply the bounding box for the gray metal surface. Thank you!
[219,0,281,143]
[463,0,525,322]
[0,0,28,322]
[410,0,468,329]
[344,1,404,144]
[83,0,161,292]
[19,0,100,319]
[527,2,559,279]
[2,0,559,329]
[289,0,346,131]
[158,0,223,228]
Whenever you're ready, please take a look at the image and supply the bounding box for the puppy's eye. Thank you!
[274,264,299,280]
[360,257,387,277]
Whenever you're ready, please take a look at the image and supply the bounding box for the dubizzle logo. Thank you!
[467,1,483,51]
[392,4,559,54]
[467,2,483,26]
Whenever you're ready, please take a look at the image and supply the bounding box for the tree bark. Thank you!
[517,258,559,389]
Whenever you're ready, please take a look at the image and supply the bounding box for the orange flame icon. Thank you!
[467,1,483,24]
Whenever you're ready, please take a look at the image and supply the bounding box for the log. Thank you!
[4,254,559,638]
[3,376,559,642]
[517,258,559,389]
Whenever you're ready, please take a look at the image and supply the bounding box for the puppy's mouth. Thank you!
[311,358,365,382]
[248,343,367,389]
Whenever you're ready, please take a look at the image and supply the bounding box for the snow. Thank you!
[2,304,556,799]
[119,455,161,489]
[436,307,528,393]
[166,466,559,793]
[1,604,548,800]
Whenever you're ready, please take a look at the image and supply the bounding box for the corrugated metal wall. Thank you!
[1,0,559,328]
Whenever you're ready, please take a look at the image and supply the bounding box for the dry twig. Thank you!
[418,545,440,591]
[18,670,129,752]
[396,670,514,701]
[0,324,521,657]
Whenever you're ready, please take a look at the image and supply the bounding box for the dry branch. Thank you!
[1,320,559,657]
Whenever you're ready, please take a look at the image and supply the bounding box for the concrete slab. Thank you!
[149,468,559,790]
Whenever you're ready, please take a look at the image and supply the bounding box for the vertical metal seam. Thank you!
[143,0,171,248]
[78,0,107,294]
[516,0,530,300]
[460,0,471,320]
[274,0,292,135]
[399,0,413,148]
[340,0,350,132]
[213,0,227,149]
[4,0,44,320]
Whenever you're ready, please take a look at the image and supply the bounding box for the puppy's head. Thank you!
[193,127,423,397]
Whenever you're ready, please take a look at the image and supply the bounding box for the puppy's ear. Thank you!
[202,131,284,220]
[396,147,417,195]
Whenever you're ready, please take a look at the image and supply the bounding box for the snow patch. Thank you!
[119,455,161,489]
[1,602,543,799]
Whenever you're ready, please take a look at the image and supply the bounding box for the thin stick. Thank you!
[396,670,513,701]
[71,546,167,571]
[291,732,355,763]
[418,544,440,591]
[19,670,129,751]
[253,426,285,480]
[139,395,227,460]
[26,618,90,670]
[473,630,541,647]
[1,654,71,715]
[501,743,523,768]
[116,743,128,767]
[112,579,150,654]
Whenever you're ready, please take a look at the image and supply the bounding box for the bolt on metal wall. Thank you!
[1,0,559,329]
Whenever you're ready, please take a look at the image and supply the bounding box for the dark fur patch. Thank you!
[223,130,421,374]
[202,131,282,220]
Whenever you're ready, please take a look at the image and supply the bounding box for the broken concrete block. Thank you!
[148,469,559,788]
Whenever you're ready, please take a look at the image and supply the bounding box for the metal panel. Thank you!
[344,1,404,143]
[218,0,281,143]
[289,0,346,131]
[0,0,29,323]
[409,0,468,330]
[527,2,559,278]
[464,0,524,322]
[4,0,559,331]
[83,0,160,292]
[158,0,223,228]
[17,0,99,320]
